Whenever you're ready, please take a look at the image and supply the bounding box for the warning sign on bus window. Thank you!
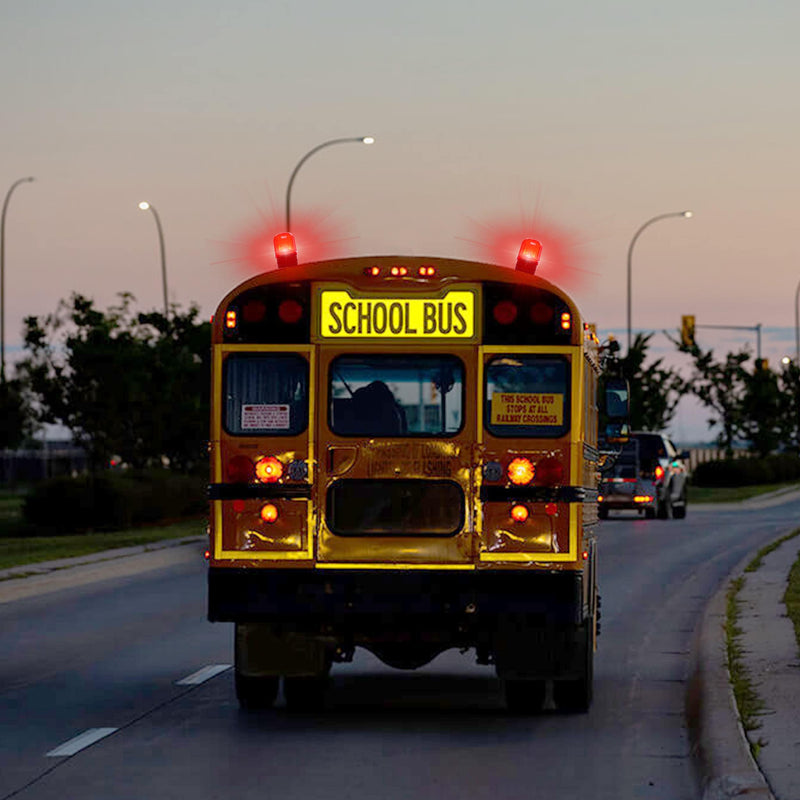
[241,404,291,430]
[490,393,564,426]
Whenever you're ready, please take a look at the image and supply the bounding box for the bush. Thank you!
[22,469,206,534]
[692,454,800,488]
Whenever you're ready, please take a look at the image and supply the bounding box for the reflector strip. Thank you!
[47,728,118,757]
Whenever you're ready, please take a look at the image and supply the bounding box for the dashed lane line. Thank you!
[175,664,232,685]
[46,728,118,757]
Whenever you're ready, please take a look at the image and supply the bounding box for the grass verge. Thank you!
[688,481,800,504]
[0,518,206,572]
[725,528,800,758]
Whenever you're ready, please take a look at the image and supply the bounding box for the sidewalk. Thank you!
[692,526,800,800]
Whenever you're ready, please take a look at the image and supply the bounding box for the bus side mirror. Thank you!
[605,422,630,443]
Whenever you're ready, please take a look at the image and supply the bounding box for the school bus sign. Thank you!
[490,392,564,426]
[318,289,476,339]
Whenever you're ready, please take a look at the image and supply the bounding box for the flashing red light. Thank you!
[510,504,529,523]
[278,299,304,324]
[560,311,572,331]
[225,310,237,329]
[516,239,542,274]
[260,503,279,524]
[273,232,298,268]
[493,300,518,325]
[545,502,558,516]
[227,455,255,483]
[654,465,665,481]
[255,456,283,483]
[530,302,554,324]
[508,457,535,485]
[242,300,267,324]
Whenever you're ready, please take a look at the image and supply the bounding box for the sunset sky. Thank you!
[2,0,798,441]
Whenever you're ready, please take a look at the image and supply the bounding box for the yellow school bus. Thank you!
[208,235,607,712]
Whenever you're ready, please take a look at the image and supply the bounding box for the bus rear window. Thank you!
[484,355,570,438]
[224,354,308,436]
[329,355,464,437]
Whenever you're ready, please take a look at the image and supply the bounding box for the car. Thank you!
[598,431,688,520]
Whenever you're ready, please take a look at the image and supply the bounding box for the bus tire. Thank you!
[504,679,546,714]
[553,628,593,713]
[283,675,328,712]
[235,671,279,711]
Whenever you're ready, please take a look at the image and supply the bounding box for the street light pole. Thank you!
[285,136,375,231]
[626,210,693,352]
[1,177,35,383]
[138,202,169,319]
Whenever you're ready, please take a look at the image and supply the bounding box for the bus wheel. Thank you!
[504,679,546,714]
[235,671,279,711]
[283,675,328,711]
[553,631,593,713]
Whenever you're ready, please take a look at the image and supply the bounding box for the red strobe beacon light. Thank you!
[274,232,298,269]
[515,238,542,275]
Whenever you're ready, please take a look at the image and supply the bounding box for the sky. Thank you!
[2,0,798,442]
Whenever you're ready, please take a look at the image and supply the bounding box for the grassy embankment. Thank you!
[0,490,205,572]
[687,481,800,504]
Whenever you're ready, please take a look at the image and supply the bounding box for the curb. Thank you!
[688,576,774,799]
[0,535,205,583]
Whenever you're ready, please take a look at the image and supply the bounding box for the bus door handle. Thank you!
[327,446,358,476]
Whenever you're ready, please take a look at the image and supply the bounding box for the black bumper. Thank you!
[208,567,584,627]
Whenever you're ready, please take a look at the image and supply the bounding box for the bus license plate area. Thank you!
[481,502,567,556]
[219,498,309,554]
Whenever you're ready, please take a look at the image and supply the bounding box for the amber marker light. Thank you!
[255,456,283,483]
[507,457,535,485]
[260,503,279,523]
[510,504,529,523]
[560,311,572,330]
[225,310,237,329]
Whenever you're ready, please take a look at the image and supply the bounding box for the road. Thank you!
[2,498,798,800]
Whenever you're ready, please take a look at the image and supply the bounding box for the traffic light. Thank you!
[754,358,769,371]
[680,315,696,348]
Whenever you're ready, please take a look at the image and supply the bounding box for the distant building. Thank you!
[0,441,87,484]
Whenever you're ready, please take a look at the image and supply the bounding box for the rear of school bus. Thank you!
[208,245,601,712]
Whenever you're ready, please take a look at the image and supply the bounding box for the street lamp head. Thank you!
[682,210,693,218]
[361,136,375,144]
[782,356,792,366]
[138,201,150,211]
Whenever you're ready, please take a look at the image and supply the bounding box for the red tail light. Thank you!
[255,456,283,483]
[534,456,564,486]
[654,465,665,481]
[510,504,529,523]
[227,455,255,483]
[260,503,279,523]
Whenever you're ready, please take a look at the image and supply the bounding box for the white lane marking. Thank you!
[175,663,232,685]
[46,727,118,757]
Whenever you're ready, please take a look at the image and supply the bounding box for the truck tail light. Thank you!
[507,457,535,485]
[227,455,255,483]
[255,456,283,483]
[510,504,529,523]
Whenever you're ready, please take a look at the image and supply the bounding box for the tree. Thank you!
[0,376,37,450]
[740,363,783,457]
[609,333,686,432]
[19,293,210,471]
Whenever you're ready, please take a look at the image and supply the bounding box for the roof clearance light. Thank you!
[273,232,298,269]
[260,503,279,523]
[391,266,408,277]
[493,300,518,325]
[516,238,542,274]
[510,504,529,523]
[278,298,304,324]
[255,456,283,483]
[225,310,237,329]
[508,457,535,485]
[560,312,571,331]
[418,266,436,277]
[364,266,381,276]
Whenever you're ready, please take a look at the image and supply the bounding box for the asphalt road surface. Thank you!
[2,498,799,800]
